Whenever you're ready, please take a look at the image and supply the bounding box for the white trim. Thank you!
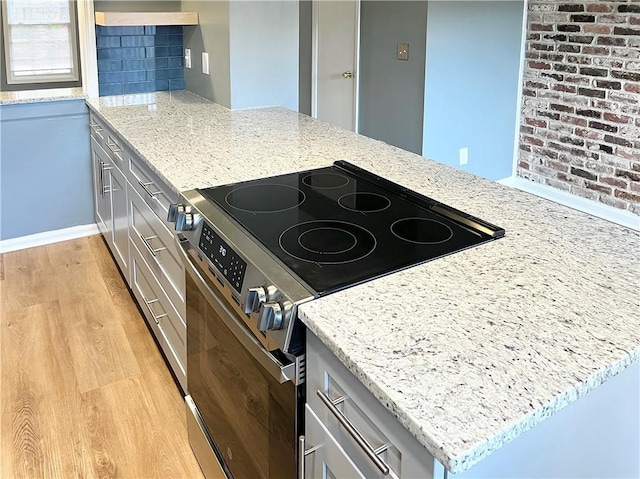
[0,224,100,254]
[511,0,529,178]
[498,177,640,231]
[77,0,98,98]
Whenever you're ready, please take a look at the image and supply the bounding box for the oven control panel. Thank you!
[198,222,247,293]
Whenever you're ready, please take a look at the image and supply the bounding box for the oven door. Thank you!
[179,240,302,479]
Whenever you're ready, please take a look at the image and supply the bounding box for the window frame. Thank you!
[1,0,80,85]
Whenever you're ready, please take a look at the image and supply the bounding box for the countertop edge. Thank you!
[301,313,640,473]
[0,87,86,106]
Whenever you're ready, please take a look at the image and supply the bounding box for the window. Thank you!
[1,0,79,85]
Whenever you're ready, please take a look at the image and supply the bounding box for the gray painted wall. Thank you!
[358,1,427,155]
[422,1,524,181]
[183,0,298,111]
[0,100,93,240]
[298,0,312,116]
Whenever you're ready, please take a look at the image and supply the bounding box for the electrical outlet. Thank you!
[202,52,209,75]
[185,48,191,69]
[397,43,409,61]
[459,147,469,166]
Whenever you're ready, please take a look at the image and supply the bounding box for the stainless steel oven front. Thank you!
[173,192,312,479]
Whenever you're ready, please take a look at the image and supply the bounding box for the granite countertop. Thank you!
[0,87,86,105]
[86,91,640,473]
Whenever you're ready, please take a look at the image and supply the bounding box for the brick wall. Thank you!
[96,26,184,96]
[519,1,640,215]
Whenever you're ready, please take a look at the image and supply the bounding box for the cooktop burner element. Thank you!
[338,192,391,213]
[198,161,505,295]
[225,184,305,213]
[280,220,377,264]
[302,172,350,189]
[391,218,454,244]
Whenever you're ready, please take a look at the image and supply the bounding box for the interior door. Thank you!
[312,0,359,132]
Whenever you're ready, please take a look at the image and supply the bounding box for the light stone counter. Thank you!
[86,91,640,473]
[0,87,85,105]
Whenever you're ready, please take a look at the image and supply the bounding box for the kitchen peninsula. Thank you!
[86,90,640,477]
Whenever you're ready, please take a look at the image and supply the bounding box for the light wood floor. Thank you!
[0,236,204,479]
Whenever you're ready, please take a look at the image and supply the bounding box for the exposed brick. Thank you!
[599,195,628,209]
[526,80,549,89]
[523,88,537,97]
[564,75,591,85]
[618,5,640,14]
[587,4,613,13]
[523,135,545,147]
[555,63,578,73]
[541,72,565,81]
[625,61,640,71]
[589,121,618,133]
[585,181,612,194]
[547,160,570,172]
[575,128,604,140]
[528,33,542,41]
[531,23,555,32]
[531,42,555,51]
[582,46,610,55]
[614,190,640,202]
[592,57,624,69]
[568,35,594,44]
[579,67,608,77]
[576,109,601,118]
[599,144,614,154]
[578,87,606,98]
[613,27,640,36]
[535,147,560,159]
[603,113,632,124]
[561,115,588,126]
[604,135,633,147]
[538,110,561,120]
[571,15,595,23]
[583,25,612,35]
[597,37,626,47]
[615,169,640,182]
[520,143,533,152]
[518,160,531,170]
[601,176,628,188]
[559,4,584,12]
[560,136,585,146]
[550,103,574,113]
[595,80,622,90]
[566,55,592,65]
[521,125,535,135]
[526,118,548,128]
[558,24,581,32]
[631,16,640,26]
[553,84,577,93]
[558,44,581,53]
[596,15,628,25]
[609,91,639,105]
[611,70,640,81]
[544,34,568,41]
[529,61,553,70]
[540,53,565,62]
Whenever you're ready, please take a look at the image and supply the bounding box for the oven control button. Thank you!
[244,287,267,314]
[167,203,185,223]
[257,302,283,332]
[175,212,198,231]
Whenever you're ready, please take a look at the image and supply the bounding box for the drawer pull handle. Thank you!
[138,180,162,198]
[298,435,321,479]
[140,234,166,257]
[143,297,168,324]
[106,138,122,153]
[317,389,391,476]
[89,122,103,133]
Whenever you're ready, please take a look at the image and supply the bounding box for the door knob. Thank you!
[342,71,353,79]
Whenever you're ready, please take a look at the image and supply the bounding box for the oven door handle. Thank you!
[177,238,298,384]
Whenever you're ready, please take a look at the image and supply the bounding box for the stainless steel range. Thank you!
[170,161,504,479]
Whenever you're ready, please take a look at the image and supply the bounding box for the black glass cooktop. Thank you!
[199,161,504,296]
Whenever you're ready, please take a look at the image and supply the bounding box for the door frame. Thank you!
[311,0,361,132]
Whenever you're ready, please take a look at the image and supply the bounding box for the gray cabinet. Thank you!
[88,110,186,391]
[305,332,445,479]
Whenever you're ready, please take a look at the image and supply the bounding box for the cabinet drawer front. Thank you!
[129,183,185,317]
[304,404,367,479]
[128,155,177,232]
[90,112,125,170]
[307,333,440,479]
[89,112,107,149]
[130,239,186,391]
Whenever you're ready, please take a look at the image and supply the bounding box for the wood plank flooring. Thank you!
[0,235,204,479]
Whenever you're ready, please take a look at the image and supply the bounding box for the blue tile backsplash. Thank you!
[96,25,185,96]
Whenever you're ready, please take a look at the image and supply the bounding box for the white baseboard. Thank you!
[0,224,100,254]
[498,176,640,231]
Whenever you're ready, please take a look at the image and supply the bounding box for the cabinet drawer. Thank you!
[89,112,126,170]
[306,332,442,479]
[127,154,177,232]
[130,239,186,391]
[129,182,185,318]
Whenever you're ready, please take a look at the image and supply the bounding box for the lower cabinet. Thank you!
[305,332,446,479]
[89,111,186,393]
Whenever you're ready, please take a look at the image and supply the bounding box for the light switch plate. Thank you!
[397,43,409,61]
[202,52,209,75]
[185,48,191,69]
